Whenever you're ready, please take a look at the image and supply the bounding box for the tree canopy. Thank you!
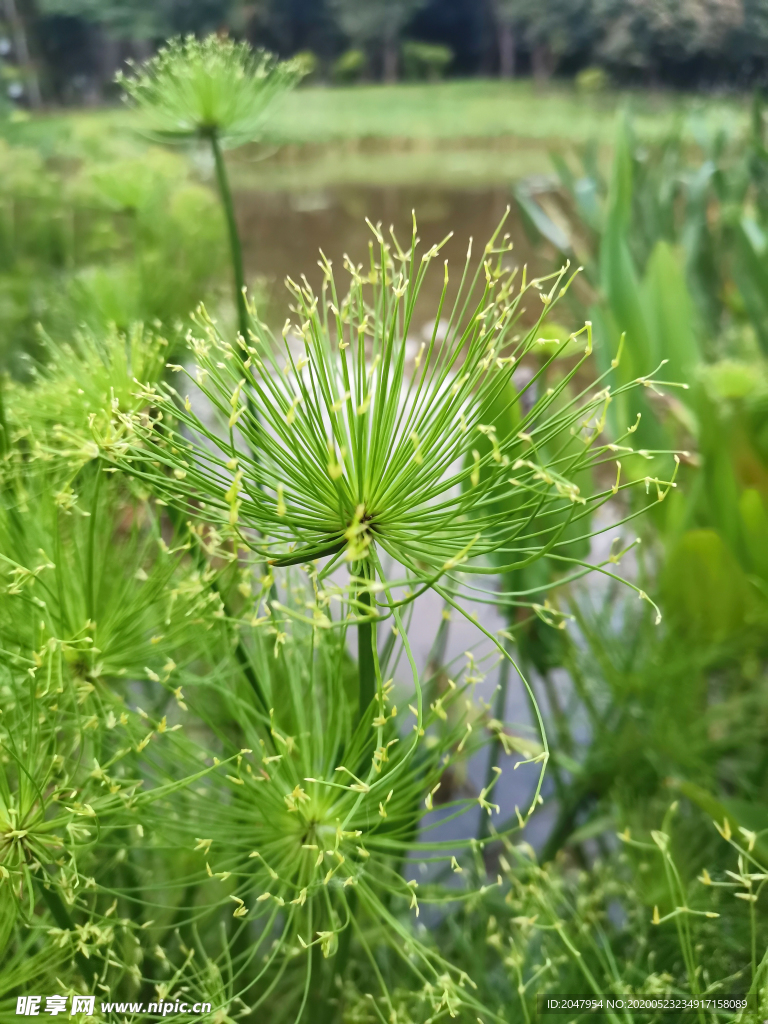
[8,0,768,99]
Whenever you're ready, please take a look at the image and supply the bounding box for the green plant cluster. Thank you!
[0,133,225,374]
[401,42,453,82]
[0,215,687,1021]
[474,100,768,1018]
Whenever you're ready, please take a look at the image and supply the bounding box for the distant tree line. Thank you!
[3,0,768,105]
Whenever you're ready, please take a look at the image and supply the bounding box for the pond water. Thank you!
[236,183,547,328]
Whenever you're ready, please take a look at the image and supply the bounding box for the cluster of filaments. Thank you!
[114,221,647,592]
[174,664,492,988]
[117,36,301,145]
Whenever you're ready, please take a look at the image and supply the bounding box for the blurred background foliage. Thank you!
[513,100,768,840]
[8,0,768,104]
[0,138,225,374]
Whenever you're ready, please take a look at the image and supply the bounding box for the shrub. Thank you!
[575,65,609,93]
[332,48,366,84]
[293,50,319,81]
[401,40,453,81]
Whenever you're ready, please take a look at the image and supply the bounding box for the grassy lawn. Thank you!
[259,78,743,146]
[4,79,747,190]
[235,79,746,189]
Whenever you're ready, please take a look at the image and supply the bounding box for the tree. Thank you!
[492,0,528,78]
[727,0,768,78]
[35,0,248,98]
[37,0,240,40]
[594,0,744,80]
[2,0,42,106]
[492,0,597,80]
[326,0,428,82]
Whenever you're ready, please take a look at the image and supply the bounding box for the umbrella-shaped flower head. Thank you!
[114,217,676,623]
[118,35,302,148]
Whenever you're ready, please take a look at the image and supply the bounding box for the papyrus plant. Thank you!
[1,216,682,1023]
[126,592,508,1023]
[0,466,224,686]
[0,624,226,982]
[106,219,678,730]
[118,36,302,341]
[3,322,168,474]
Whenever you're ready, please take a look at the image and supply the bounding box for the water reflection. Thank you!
[237,183,545,325]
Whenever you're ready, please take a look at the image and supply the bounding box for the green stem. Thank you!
[479,638,510,842]
[333,890,356,987]
[751,895,757,991]
[539,783,595,863]
[210,128,263,481]
[541,667,574,756]
[531,668,570,810]
[86,463,103,620]
[270,538,346,568]
[309,891,357,1024]
[35,878,94,982]
[210,131,249,341]
[166,504,269,714]
[357,588,375,716]
[308,941,330,1024]
[0,374,7,458]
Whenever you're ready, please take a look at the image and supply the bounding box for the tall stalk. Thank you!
[357,585,376,715]
[479,638,510,842]
[165,501,269,714]
[35,879,94,980]
[0,375,7,459]
[210,131,249,342]
[86,463,103,619]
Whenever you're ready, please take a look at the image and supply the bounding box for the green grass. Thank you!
[261,79,744,145]
[229,80,748,190]
[3,79,749,190]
